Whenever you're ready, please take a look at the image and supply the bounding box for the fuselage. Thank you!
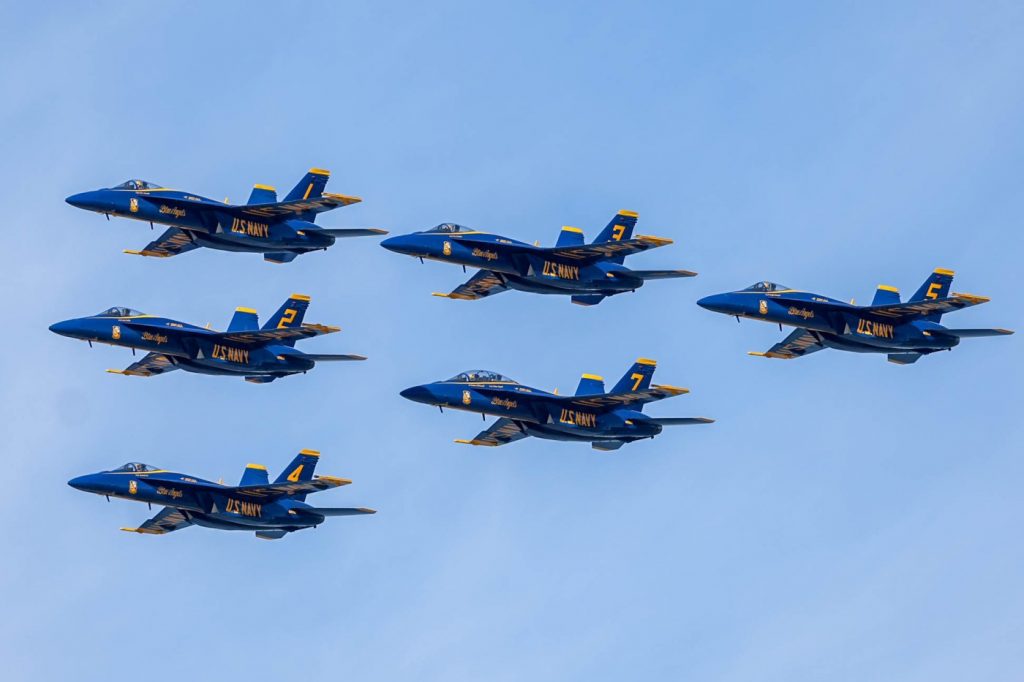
[48,311,314,377]
[66,186,338,254]
[381,230,646,296]
[400,378,663,443]
[67,469,321,532]
[697,288,960,353]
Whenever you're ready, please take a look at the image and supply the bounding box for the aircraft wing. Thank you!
[432,270,511,300]
[454,418,529,447]
[748,328,826,360]
[106,352,179,377]
[121,507,193,535]
[545,235,673,263]
[232,475,352,500]
[123,227,201,259]
[235,193,362,219]
[145,193,361,220]
[563,384,689,409]
[861,293,992,320]
[213,324,340,346]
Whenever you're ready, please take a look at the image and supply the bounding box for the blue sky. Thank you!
[1,1,1022,680]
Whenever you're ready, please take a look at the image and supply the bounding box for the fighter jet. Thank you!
[65,169,386,263]
[400,359,713,451]
[380,210,696,305]
[697,269,1013,364]
[49,294,364,382]
[68,449,375,540]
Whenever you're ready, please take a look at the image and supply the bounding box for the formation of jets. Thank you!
[57,168,1013,539]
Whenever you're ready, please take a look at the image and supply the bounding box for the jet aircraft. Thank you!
[697,269,1013,364]
[65,169,387,263]
[49,294,365,382]
[68,450,375,540]
[400,359,713,450]
[380,210,696,305]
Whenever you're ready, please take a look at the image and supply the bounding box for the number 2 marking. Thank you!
[277,308,297,328]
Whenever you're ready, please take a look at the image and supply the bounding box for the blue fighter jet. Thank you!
[381,210,696,305]
[400,359,713,451]
[697,269,1013,364]
[69,450,375,540]
[49,294,365,382]
[66,169,386,263]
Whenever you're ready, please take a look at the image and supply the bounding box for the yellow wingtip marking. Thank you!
[748,352,767,357]
[322,192,362,204]
[454,439,496,447]
[651,384,689,395]
[953,292,990,304]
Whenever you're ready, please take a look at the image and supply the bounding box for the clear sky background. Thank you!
[1,2,1022,680]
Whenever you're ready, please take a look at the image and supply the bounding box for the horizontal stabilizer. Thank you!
[592,440,625,451]
[300,507,376,517]
[888,353,923,365]
[616,269,697,280]
[645,417,715,426]
[306,228,389,238]
[930,328,1014,338]
[300,353,367,362]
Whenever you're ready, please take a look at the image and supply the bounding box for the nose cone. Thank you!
[49,318,87,339]
[381,234,425,257]
[400,384,438,404]
[68,474,105,494]
[697,293,739,315]
[66,191,105,211]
